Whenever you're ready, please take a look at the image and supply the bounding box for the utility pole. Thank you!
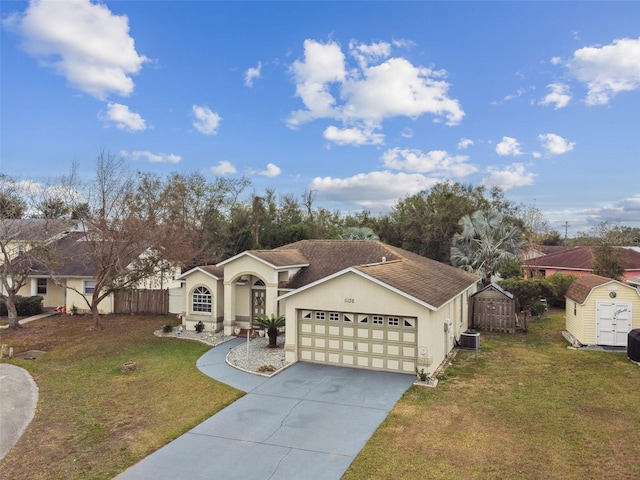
[565,221,569,248]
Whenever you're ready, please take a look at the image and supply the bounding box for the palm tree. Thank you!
[450,209,522,283]
[254,313,286,348]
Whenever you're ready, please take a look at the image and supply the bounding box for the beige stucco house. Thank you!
[178,240,480,375]
[565,274,640,347]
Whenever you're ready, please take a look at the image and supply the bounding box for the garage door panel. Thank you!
[298,310,416,374]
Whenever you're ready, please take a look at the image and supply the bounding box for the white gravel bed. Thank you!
[155,328,290,376]
[226,336,289,376]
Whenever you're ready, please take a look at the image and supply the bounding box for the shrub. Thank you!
[194,321,205,333]
[0,295,43,316]
[162,324,173,333]
[258,364,276,373]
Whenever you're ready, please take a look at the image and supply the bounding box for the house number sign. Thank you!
[344,298,355,304]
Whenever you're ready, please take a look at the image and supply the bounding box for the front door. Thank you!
[252,288,266,320]
[597,302,632,346]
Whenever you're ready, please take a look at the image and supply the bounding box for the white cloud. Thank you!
[537,133,575,155]
[323,125,384,146]
[482,163,535,191]
[381,147,477,177]
[210,160,237,175]
[287,38,464,134]
[258,163,281,178]
[539,83,571,109]
[550,56,562,66]
[457,138,474,149]
[192,105,222,135]
[348,39,392,69]
[400,128,413,139]
[124,150,181,164]
[496,136,523,156]
[567,37,640,105]
[244,62,262,87]
[310,171,438,210]
[102,103,146,132]
[5,0,147,100]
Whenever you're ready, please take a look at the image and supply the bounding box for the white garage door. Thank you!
[597,302,632,346]
[297,309,417,373]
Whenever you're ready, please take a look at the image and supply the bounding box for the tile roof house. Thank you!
[522,246,640,281]
[565,274,640,347]
[178,240,480,376]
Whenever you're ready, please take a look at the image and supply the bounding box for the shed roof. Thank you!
[565,274,622,304]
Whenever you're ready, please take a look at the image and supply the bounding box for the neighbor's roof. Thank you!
[523,246,640,272]
[271,240,479,308]
[0,218,78,242]
[17,231,144,278]
[565,274,624,304]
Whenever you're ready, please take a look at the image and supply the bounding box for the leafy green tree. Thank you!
[499,277,553,331]
[254,313,286,348]
[450,209,522,283]
[339,227,379,240]
[0,176,27,219]
[383,182,514,262]
[545,273,578,308]
[592,244,626,280]
[499,259,523,279]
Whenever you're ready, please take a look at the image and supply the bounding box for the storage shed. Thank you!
[470,283,516,333]
[565,274,640,347]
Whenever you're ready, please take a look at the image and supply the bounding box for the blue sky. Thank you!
[1,1,639,236]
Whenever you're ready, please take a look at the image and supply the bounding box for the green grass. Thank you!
[344,311,640,480]
[0,315,243,479]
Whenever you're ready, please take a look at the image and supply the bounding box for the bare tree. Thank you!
[0,177,64,328]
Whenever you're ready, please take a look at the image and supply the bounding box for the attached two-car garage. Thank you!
[297,309,418,373]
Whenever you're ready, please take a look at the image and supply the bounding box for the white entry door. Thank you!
[596,302,632,346]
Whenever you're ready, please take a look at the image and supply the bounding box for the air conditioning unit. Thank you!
[628,329,640,363]
[460,330,480,350]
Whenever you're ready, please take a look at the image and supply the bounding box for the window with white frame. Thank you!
[372,315,384,325]
[37,278,47,295]
[315,311,326,321]
[192,286,212,313]
[388,316,400,326]
[84,280,96,295]
[329,312,340,322]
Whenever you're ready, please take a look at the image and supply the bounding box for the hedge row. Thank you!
[0,295,44,317]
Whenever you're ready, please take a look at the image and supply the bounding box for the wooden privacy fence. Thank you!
[114,289,169,315]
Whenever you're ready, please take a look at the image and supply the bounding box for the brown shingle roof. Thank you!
[268,240,479,308]
[523,246,640,272]
[565,274,616,303]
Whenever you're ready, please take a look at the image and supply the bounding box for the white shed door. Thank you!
[297,310,417,374]
[596,302,632,346]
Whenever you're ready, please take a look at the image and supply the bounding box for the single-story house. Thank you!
[523,246,640,281]
[12,230,180,314]
[565,274,640,347]
[178,240,480,375]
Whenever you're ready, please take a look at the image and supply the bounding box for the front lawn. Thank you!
[0,314,242,480]
[344,310,640,480]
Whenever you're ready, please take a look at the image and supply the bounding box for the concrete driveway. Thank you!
[116,338,414,480]
[0,363,39,460]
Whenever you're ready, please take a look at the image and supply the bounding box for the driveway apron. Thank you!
[116,338,414,480]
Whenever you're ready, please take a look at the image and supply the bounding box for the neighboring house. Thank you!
[178,240,480,375]
[0,218,76,260]
[13,230,180,314]
[522,246,640,281]
[564,274,640,347]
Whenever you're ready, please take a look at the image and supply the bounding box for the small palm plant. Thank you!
[254,313,285,348]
